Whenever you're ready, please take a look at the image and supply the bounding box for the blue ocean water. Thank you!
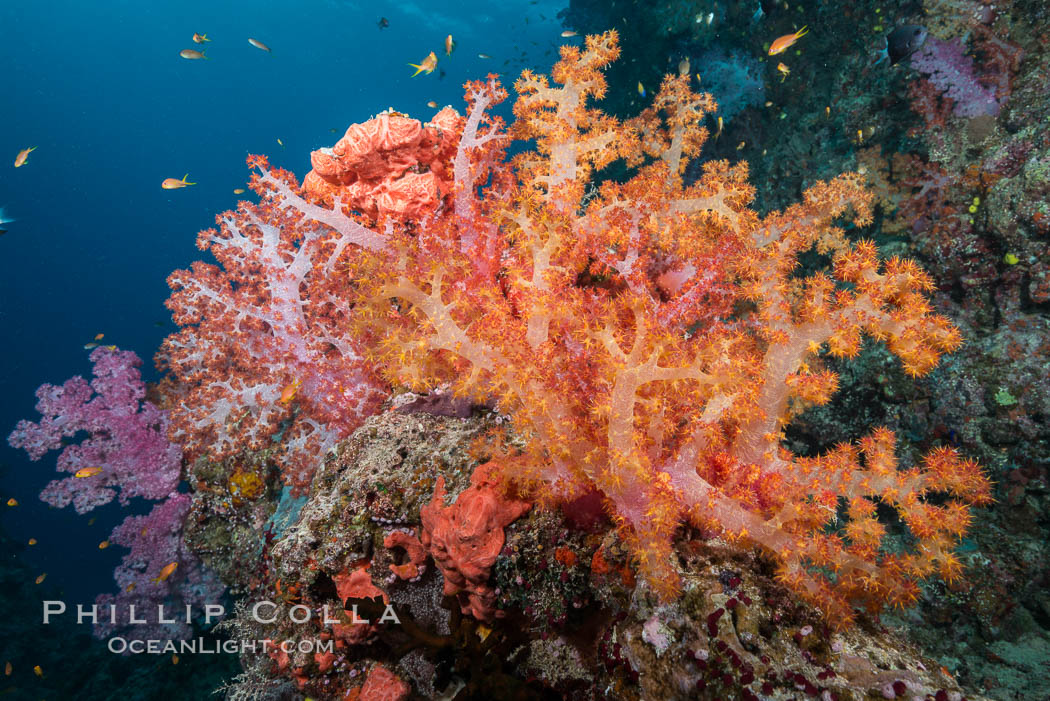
[0,0,568,602]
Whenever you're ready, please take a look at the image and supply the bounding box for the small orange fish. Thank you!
[33,665,42,677]
[35,573,46,584]
[179,49,207,60]
[126,582,136,592]
[99,540,110,549]
[769,26,808,55]
[445,34,455,56]
[192,33,210,44]
[172,654,179,665]
[94,333,104,340]
[6,498,16,507]
[75,467,103,478]
[409,51,437,76]
[278,379,301,406]
[13,147,36,167]
[248,38,271,53]
[426,100,438,108]
[28,538,37,545]
[233,188,246,195]
[162,174,196,189]
[153,562,178,583]
[3,661,9,676]
[777,62,790,81]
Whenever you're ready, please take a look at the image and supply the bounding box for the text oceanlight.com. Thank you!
[108,637,336,655]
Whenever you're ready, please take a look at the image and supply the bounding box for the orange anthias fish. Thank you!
[75,467,103,478]
[179,49,207,60]
[278,379,301,406]
[153,562,178,583]
[33,665,42,677]
[13,147,36,167]
[248,38,271,53]
[445,34,455,56]
[768,25,808,55]
[162,174,196,189]
[777,62,790,81]
[99,540,110,549]
[409,51,438,77]
[192,33,210,44]
[35,573,46,584]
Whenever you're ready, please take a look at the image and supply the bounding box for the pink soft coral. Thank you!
[94,493,224,642]
[160,159,388,492]
[8,347,180,513]
[9,348,220,642]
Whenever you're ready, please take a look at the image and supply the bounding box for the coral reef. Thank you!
[13,0,1050,696]
[221,408,983,700]
[8,347,180,512]
[7,348,221,641]
[228,31,988,627]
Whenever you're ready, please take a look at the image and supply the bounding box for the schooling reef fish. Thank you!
[886,25,928,64]
[445,34,455,56]
[278,379,301,405]
[162,174,196,189]
[377,17,389,29]
[13,147,35,167]
[248,38,271,53]
[768,25,808,55]
[153,562,178,583]
[0,207,13,235]
[192,33,210,43]
[409,51,438,76]
[179,49,207,60]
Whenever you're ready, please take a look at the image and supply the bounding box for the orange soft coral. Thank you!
[243,30,990,625]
